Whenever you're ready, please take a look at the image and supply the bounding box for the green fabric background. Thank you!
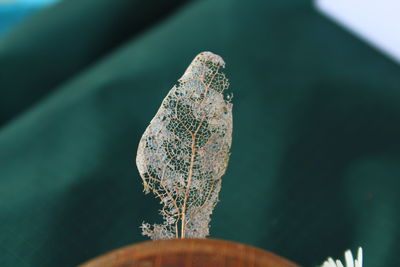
[1,0,400,266]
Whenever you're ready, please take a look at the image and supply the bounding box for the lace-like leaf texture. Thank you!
[136,52,232,239]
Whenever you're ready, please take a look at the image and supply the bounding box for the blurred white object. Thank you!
[321,247,363,267]
[315,0,400,64]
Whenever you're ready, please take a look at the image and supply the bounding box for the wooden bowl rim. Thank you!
[79,238,300,267]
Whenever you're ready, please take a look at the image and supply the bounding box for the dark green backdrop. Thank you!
[1,0,399,266]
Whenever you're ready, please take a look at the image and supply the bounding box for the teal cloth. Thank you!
[0,0,59,36]
[1,0,400,266]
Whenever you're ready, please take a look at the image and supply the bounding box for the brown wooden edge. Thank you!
[78,238,301,267]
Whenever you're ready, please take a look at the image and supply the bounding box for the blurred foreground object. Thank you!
[322,247,363,267]
[79,239,300,267]
[316,0,400,64]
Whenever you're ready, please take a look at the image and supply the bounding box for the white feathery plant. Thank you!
[321,247,363,267]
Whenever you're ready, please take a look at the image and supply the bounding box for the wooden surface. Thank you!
[79,238,301,267]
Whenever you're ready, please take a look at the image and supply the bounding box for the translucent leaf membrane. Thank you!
[136,52,232,239]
